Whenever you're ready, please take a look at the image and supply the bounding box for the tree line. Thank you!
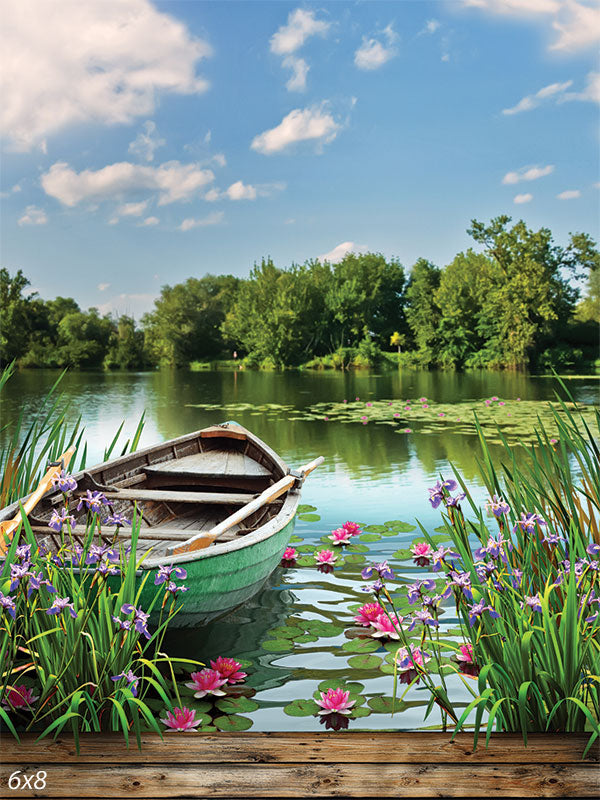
[1,216,598,372]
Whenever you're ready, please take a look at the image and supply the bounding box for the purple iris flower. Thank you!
[513,512,546,535]
[76,490,108,514]
[166,581,188,597]
[362,578,384,594]
[85,544,108,565]
[422,594,442,609]
[105,512,131,527]
[16,544,32,564]
[467,601,500,627]
[154,564,188,585]
[475,562,497,583]
[361,561,394,581]
[542,531,566,546]
[407,609,439,631]
[120,603,150,639]
[48,507,76,533]
[521,595,543,613]
[25,571,56,598]
[510,568,523,589]
[96,561,120,577]
[0,591,16,619]
[587,544,600,558]
[442,571,473,601]
[445,493,466,508]
[111,670,139,697]
[52,470,78,493]
[406,579,436,605]
[486,495,511,518]
[431,545,459,572]
[46,596,78,618]
[9,563,29,591]
[112,615,132,631]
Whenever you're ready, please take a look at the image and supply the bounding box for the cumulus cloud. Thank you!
[318,241,368,263]
[139,216,159,226]
[514,193,533,204]
[502,80,573,115]
[556,189,581,199]
[354,24,398,70]
[562,71,600,104]
[251,105,341,155]
[128,121,166,162]
[270,8,330,55]
[206,181,285,202]
[179,211,224,231]
[283,56,310,92]
[1,0,211,151]
[502,164,554,184]
[42,160,214,207]
[18,205,48,226]
[421,19,441,34]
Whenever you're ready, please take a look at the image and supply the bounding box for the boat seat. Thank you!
[143,450,271,480]
[99,488,257,505]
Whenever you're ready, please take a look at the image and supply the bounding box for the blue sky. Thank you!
[1,0,598,318]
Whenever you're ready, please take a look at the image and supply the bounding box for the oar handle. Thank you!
[173,455,324,555]
[0,446,76,553]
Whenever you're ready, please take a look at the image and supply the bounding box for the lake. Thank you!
[2,368,598,731]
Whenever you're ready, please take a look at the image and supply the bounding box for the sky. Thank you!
[1,0,599,319]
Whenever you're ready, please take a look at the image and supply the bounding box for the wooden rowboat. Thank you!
[0,423,322,625]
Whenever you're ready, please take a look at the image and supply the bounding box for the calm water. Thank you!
[2,368,598,730]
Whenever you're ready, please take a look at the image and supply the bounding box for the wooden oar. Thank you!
[172,456,324,555]
[0,447,76,554]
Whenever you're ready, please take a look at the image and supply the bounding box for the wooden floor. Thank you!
[0,732,598,799]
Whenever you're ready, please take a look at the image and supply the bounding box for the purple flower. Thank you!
[474,534,511,563]
[542,531,566,546]
[96,561,120,577]
[431,545,459,572]
[85,544,108,565]
[48,507,75,533]
[154,564,188,585]
[486,495,511,518]
[76,490,108,514]
[361,561,394,581]
[52,470,78,493]
[510,568,523,589]
[112,615,132,631]
[46,596,77,619]
[105,512,131,527]
[363,578,384,594]
[120,603,150,639]
[111,670,139,697]
[513,512,546,535]
[467,600,500,627]
[445,493,466,508]
[166,581,188,597]
[442,571,473,601]
[406,579,436,605]
[475,561,497,583]
[0,591,16,619]
[9,563,29,591]
[428,482,445,509]
[586,544,600,558]
[16,544,32,564]
[407,609,439,631]
[520,594,542,613]
[25,571,56,598]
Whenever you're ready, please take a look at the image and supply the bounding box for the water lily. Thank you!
[2,685,39,711]
[396,645,431,683]
[342,521,361,537]
[315,549,337,565]
[282,546,297,561]
[456,643,474,663]
[210,657,247,684]
[353,602,385,626]
[185,669,228,698]
[160,706,202,732]
[371,612,403,639]
[328,527,352,545]
[410,541,433,566]
[316,687,355,716]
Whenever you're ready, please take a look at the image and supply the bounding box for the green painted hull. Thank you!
[140,516,296,626]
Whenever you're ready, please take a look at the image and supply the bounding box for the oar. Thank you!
[172,456,324,555]
[0,447,76,554]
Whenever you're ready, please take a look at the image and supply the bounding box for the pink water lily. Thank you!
[210,657,247,684]
[282,547,297,561]
[419,397,427,402]
[160,706,202,731]
[411,542,433,558]
[185,669,227,698]
[329,528,353,545]
[342,521,361,537]
[371,612,403,639]
[2,685,39,711]
[315,549,337,565]
[354,602,385,626]
[456,643,474,663]
[316,688,356,716]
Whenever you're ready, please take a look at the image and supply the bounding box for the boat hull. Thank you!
[140,515,296,626]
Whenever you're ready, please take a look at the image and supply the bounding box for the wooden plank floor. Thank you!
[0,732,597,799]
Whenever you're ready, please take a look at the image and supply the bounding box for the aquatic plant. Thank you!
[160,706,203,732]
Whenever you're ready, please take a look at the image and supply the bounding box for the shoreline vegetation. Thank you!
[1,216,598,374]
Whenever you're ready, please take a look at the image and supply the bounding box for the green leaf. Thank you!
[367,696,397,714]
[267,626,304,640]
[303,620,344,638]
[342,638,379,653]
[298,513,320,522]
[347,543,369,553]
[296,556,315,566]
[295,633,319,644]
[261,639,293,652]
[298,504,317,514]
[385,521,417,533]
[363,525,388,533]
[214,714,253,731]
[347,654,382,670]
[215,697,259,714]
[360,533,382,543]
[343,553,366,564]
[350,706,371,718]
[283,699,320,717]
[392,548,412,560]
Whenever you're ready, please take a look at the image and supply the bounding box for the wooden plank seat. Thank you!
[96,488,258,505]
[143,450,271,479]
[29,525,216,542]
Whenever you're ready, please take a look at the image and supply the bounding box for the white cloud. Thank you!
[205,181,285,202]
[179,211,224,231]
[97,283,110,291]
[422,19,441,34]
[139,216,159,226]
[42,160,214,207]
[226,181,257,201]
[283,56,309,92]
[212,153,227,168]
[251,104,341,155]
[556,189,581,198]
[97,292,157,318]
[502,164,554,183]
[354,24,399,71]
[502,80,573,114]
[270,8,330,55]
[119,200,149,217]
[17,205,48,226]
[562,71,600,103]
[318,241,368,263]
[0,183,22,199]
[463,0,560,14]
[1,0,211,152]
[514,193,533,204]
[128,121,165,162]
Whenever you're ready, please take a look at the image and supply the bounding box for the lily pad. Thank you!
[267,625,304,640]
[215,697,259,714]
[385,521,417,532]
[214,714,253,731]
[296,556,316,566]
[295,633,320,644]
[363,525,388,534]
[350,706,372,718]
[303,620,344,638]
[283,699,320,717]
[347,654,383,670]
[347,543,369,553]
[298,513,321,522]
[367,696,397,714]
[298,504,317,514]
[261,639,293,652]
[392,548,412,560]
[342,638,379,653]
[296,544,317,553]
[360,533,382,543]
[343,553,366,564]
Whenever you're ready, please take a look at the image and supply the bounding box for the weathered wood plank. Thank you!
[2,733,596,764]
[144,451,270,478]
[101,489,256,505]
[0,763,596,798]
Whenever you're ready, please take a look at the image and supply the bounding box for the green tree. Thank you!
[104,315,147,369]
[0,269,35,364]
[57,309,114,368]
[389,331,406,353]
[405,259,442,360]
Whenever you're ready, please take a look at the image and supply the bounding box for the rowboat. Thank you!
[0,423,322,624]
